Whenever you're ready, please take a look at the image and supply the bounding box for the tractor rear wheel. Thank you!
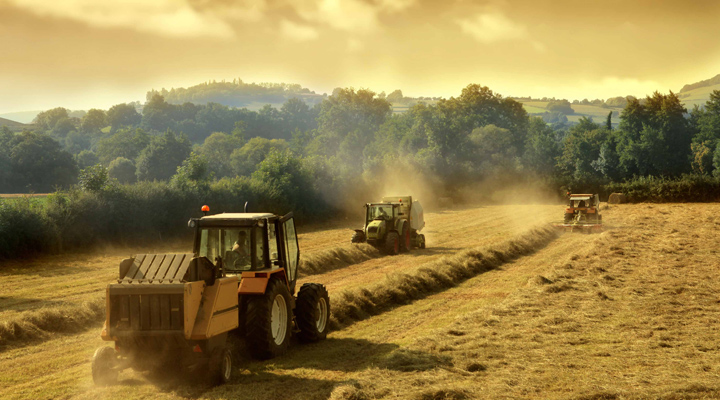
[92,346,118,386]
[207,346,233,385]
[384,232,400,255]
[399,223,410,252]
[296,283,330,343]
[351,231,366,243]
[245,279,292,360]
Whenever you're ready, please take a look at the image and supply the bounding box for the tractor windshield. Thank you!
[198,227,262,272]
[368,205,393,221]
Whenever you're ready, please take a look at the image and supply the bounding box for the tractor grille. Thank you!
[108,286,185,334]
[368,227,378,234]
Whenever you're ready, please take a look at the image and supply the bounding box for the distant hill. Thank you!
[680,74,720,93]
[678,74,720,109]
[148,79,326,109]
[0,110,42,124]
[0,117,31,132]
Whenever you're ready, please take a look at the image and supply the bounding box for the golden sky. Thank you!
[1,0,719,112]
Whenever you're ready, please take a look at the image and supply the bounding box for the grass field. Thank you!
[518,100,623,125]
[679,83,720,110]
[1,202,720,399]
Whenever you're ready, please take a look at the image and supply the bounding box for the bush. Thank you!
[0,198,49,259]
[604,174,720,202]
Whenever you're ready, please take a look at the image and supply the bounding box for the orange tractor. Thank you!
[92,207,330,386]
[553,193,603,232]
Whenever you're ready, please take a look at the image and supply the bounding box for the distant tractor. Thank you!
[351,196,426,255]
[92,207,330,386]
[553,193,603,232]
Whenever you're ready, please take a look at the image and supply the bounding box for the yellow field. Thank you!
[1,203,719,399]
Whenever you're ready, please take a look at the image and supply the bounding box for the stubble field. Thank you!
[1,202,719,399]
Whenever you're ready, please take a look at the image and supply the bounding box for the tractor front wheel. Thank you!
[207,346,233,385]
[296,283,330,343]
[418,234,426,249]
[92,346,118,386]
[384,232,400,255]
[245,279,292,360]
[351,231,366,243]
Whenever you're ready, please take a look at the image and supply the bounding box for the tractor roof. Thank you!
[569,195,593,200]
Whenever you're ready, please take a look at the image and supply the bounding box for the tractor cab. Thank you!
[367,203,396,222]
[567,194,598,209]
[188,211,300,292]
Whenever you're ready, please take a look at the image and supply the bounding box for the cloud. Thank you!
[296,0,379,33]
[6,0,236,39]
[280,19,319,41]
[457,12,527,43]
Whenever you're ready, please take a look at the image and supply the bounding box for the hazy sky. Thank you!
[1,0,719,113]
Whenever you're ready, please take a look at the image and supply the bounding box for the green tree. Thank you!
[230,137,289,176]
[523,117,561,176]
[107,157,136,184]
[107,103,141,132]
[171,152,210,191]
[9,131,78,191]
[547,99,574,115]
[135,130,192,181]
[78,164,110,192]
[81,109,107,134]
[76,150,99,169]
[34,107,69,131]
[96,128,150,164]
[386,89,404,103]
[199,132,244,178]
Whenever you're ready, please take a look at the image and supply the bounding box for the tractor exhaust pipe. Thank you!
[244,201,248,213]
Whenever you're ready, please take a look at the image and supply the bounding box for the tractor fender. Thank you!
[395,219,408,234]
[238,269,288,295]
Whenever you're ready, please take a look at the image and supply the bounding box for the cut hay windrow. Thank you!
[0,297,104,349]
[328,226,559,329]
[298,243,381,278]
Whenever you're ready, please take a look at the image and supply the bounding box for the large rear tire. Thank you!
[245,279,292,360]
[92,346,118,386]
[399,223,410,252]
[384,232,400,255]
[207,346,232,386]
[296,283,330,343]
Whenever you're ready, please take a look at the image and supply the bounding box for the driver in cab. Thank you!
[231,231,250,268]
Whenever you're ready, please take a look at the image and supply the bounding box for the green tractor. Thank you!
[351,196,426,255]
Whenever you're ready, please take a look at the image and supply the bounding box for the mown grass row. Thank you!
[0,228,556,350]
[328,226,559,329]
[299,243,381,278]
[0,297,104,348]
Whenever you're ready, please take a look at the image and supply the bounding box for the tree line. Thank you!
[2,84,720,198]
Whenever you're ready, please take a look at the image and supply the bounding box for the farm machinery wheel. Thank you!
[245,279,292,360]
[418,234,426,249]
[384,232,400,255]
[296,283,331,343]
[399,223,410,252]
[92,346,119,386]
[207,346,233,385]
[351,230,366,243]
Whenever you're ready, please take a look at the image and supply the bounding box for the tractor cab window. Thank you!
[199,227,255,272]
[268,223,279,267]
[369,205,393,221]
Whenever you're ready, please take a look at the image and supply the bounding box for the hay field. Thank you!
[2,203,719,399]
